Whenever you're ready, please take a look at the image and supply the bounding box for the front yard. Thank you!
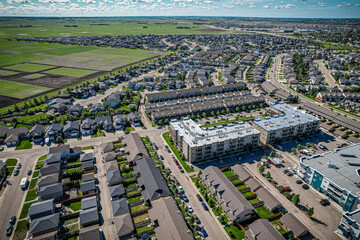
[15,140,33,150]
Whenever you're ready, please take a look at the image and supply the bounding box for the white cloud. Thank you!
[275,4,295,9]
[249,4,256,8]
[39,0,70,2]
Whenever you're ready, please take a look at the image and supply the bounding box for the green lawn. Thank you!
[16,113,52,123]
[255,205,274,218]
[236,184,248,190]
[32,170,39,178]
[38,154,48,161]
[16,123,32,130]
[223,170,235,178]
[15,219,28,232]
[248,197,261,204]
[23,73,45,79]
[271,219,288,235]
[201,116,255,127]
[127,195,142,204]
[230,178,242,184]
[224,225,245,240]
[241,191,254,197]
[15,140,33,150]
[212,207,223,216]
[0,79,52,99]
[81,146,93,150]
[68,201,81,212]
[0,69,19,76]
[136,225,154,234]
[91,129,105,138]
[162,132,194,173]
[44,67,96,78]
[5,158,17,166]
[20,201,39,219]
[7,167,15,175]
[0,53,49,67]
[29,178,38,190]
[130,204,149,213]
[64,218,79,225]
[4,63,55,72]
[40,46,96,56]
[25,190,38,202]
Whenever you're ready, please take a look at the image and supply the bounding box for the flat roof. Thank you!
[254,103,319,131]
[171,118,259,147]
[301,143,360,197]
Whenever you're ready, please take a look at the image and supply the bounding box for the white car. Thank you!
[188,205,193,213]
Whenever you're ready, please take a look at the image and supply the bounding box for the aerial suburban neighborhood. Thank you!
[0,2,360,240]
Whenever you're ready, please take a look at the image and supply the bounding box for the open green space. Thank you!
[230,178,242,184]
[7,167,15,175]
[81,146,93,150]
[17,113,52,123]
[163,132,194,173]
[23,73,45,79]
[130,204,149,213]
[16,123,32,130]
[38,154,48,161]
[0,53,49,67]
[4,63,55,72]
[5,158,17,166]
[40,46,96,56]
[32,170,39,178]
[44,67,96,78]
[0,69,19,76]
[25,189,38,202]
[248,197,261,204]
[271,219,288,235]
[0,79,51,99]
[236,184,248,190]
[89,48,156,58]
[136,225,154,234]
[127,195,142,203]
[255,205,274,218]
[15,140,33,150]
[64,218,78,225]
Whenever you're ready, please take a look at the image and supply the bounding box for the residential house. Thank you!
[80,207,99,227]
[0,160,6,177]
[0,125,9,144]
[96,116,114,132]
[45,124,62,143]
[63,121,80,138]
[27,199,55,221]
[28,124,44,144]
[245,219,285,240]
[69,104,84,117]
[127,112,141,127]
[79,224,100,240]
[38,182,63,201]
[111,198,130,216]
[113,115,127,131]
[105,93,121,109]
[28,213,60,238]
[82,173,95,183]
[109,184,125,200]
[4,127,29,147]
[102,142,114,153]
[44,153,62,165]
[36,173,59,190]
[80,153,94,163]
[88,103,105,113]
[82,161,94,171]
[39,163,60,177]
[106,170,121,186]
[255,188,282,212]
[114,213,134,238]
[123,133,149,164]
[81,118,96,136]
[105,160,119,172]
[80,180,96,195]
[103,152,116,162]
[282,213,309,237]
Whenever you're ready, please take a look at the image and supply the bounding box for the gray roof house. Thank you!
[27,199,55,221]
[81,118,96,136]
[82,161,94,171]
[63,121,80,138]
[80,180,96,195]
[281,213,309,237]
[106,170,121,186]
[44,153,62,165]
[201,166,256,223]
[105,160,119,172]
[255,188,282,212]
[102,142,113,153]
[82,173,95,182]
[36,173,59,190]
[45,124,62,142]
[96,116,114,132]
[81,196,98,210]
[245,219,285,240]
[0,160,6,177]
[114,213,134,238]
[104,151,116,162]
[246,178,263,192]
[39,163,60,177]
[109,184,125,200]
[127,112,140,127]
[38,183,63,201]
[80,207,99,227]
[113,115,127,131]
[80,153,94,162]
[134,157,171,205]
[79,224,100,240]
[88,103,105,113]
[28,213,60,238]
[28,124,44,144]
[111,198,130,216]
[232,164,253,181]
[123,133,149,164]
[149,197,193,240]
[69,104,84,117]
[4,127,29,147]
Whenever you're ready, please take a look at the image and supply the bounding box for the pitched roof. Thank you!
[134,157,171,202]
[80,153,94,162]
[38,183,63,199]
[109,184,125,198]
[281,213,309,237]
[48,145,70,154]
[80,180,96,193]
[79,224,100,240]
[27,199,55,220]
[82,173,95,182]
[246,177,263,192]
[44,153,62,165]
[28,213,59,237]
[106,170,121,185]
[111,198,130,217]
[37,173,59,189]
[149,197,193,240]
[123,133,149,163]
[102,142,113,153]
[80,207,99,226]
[81,196,97,210]
[232,164,253,181]
[105,160,119,172]
[114,213,134,238]
[104,151,116,161]
[255,187,282,211]
[245,219,285,240]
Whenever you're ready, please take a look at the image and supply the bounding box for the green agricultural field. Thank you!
[88,48,157,58]
[23,73,45,79]
[4,63,55,72]
[44,67,96,77]
[0,53,49,67]
[0,69,19,76]
[39,46,97,56]
[0,79,52,99]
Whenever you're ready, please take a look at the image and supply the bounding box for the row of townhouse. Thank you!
[316,92,360,103]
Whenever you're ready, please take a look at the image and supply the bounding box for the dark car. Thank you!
[16,163,21,169]
[5,225,13,237]
[13,169,19,176]
[200,227,208,237]
[183,195,189,202]
[9,216,16,225]
[202,202,209,211]
[159,155,164,160]
[27,169,32,176]
[196,194,203,202]
[287,172,293,176]
[283,169,288,174]
[165,167,172,174]
[320,199,330,206]
[302,184,309,190]
[296,179,303,184]
[194,214,201,224]
[0,146,4,151]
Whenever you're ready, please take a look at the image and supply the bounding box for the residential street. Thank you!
[315,59,337,87]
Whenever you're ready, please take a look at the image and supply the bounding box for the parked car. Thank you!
[320,198,330,206]
[287,172,293,177]
[188,205,193,213]
[16,163,21,169]
[200,227,208,237]
[283,169,288,174]
[13,169,19,176]
[165,167,172,174]
[196,194,203,202]
[183,195,189,202]
[194,214,201,224]
[159,155,164,160]
[0,146,4,151]
[9,216,16,225]
[179,186,184,193]
[302,184,309,190]
[284,186,291,191]
[296,179,303,184]
[5,225,13,237]
[202,202,208,211]
[27,169,32,176]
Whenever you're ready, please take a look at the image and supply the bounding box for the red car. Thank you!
[214,116,218,119]
[174,159,179,165]
[284,186,291,191]
[178,165,182,170]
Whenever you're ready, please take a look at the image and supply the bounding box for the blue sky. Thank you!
[1,0,360,18]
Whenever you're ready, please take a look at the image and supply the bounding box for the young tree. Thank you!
[307,207,314,218]
[56,136,64,144]
[265,171,271,178]
[306,142,312,148]
[269,151,275,158]
[259,165,265,174]
[235,107,240,112]
[202,112,207,118]
[297,144,304,150]
[158,120,163,126]
[291,148,297,153]
[211,111,215,116]
[284,192,291,200]
[226,109,230,114]
[277,185,285,194]
[292,194,300,205]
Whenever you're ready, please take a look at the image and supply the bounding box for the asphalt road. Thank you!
[315,60,337,87]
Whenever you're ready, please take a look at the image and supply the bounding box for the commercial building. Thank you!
[338,209,360,240]
[253,103,320,144]
[170,118,260,163]
[298,144,360,214]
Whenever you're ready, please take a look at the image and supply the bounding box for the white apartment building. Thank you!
[253,103,320,145]
[170,118,260,163]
